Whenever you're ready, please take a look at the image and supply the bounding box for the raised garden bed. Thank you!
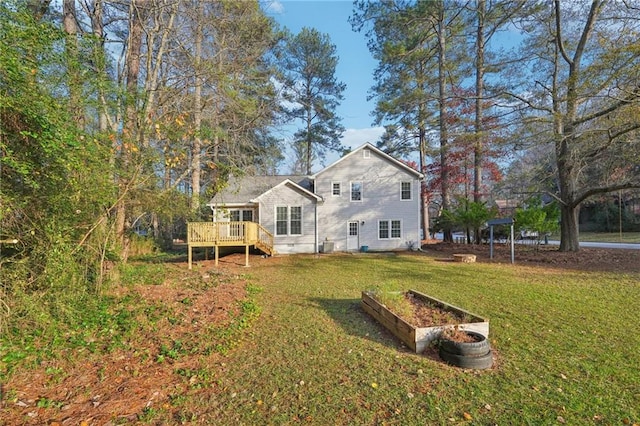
[361,289,489,353]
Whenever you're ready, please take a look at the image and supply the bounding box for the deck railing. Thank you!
[187,221,274,268]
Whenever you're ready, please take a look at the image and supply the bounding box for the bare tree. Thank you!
[507,0,640,251]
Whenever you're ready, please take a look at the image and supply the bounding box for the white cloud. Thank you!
[318,126,385,166]
[341,127,385,151]
[276,126,385,173]
[263,0,285,15]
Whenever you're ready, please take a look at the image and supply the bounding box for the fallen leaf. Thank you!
[557,416,566,424]
[463,412,472,420]
[371,382,378,389]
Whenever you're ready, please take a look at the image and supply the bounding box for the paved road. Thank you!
[545,240,640,250]
[440,233,640,250]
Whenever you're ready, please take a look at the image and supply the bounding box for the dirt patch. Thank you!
[421,242,640,273]
[0,260,251,426]
[404,292,466,327]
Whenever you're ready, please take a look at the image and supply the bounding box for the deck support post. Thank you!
[188,245,193,270]
[215,245,219,266]
[245,244,249,267]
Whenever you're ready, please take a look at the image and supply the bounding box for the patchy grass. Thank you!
[2,253,638,425]
[174,253,640,425]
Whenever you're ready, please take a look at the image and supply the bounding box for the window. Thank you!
[379,220,401,239]
[401,181,412,200]
[276,206,302,236]
[276,207,288,236]
[229,209,253,221]
[363,149,371,158]
[391,220,401,238]
[351,181,362,201]
[290,206,302,235]
[332,182,341,196]
[379,221,389,239]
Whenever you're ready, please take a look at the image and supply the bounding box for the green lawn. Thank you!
[168,253,640,425]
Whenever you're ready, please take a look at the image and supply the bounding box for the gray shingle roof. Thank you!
[207,175,312,205]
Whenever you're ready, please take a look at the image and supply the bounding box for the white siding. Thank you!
[315,150,421,251]
[256,183,318,254]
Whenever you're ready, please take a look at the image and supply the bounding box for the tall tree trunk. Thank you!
[90,0,109,133]
[191,0,203,214]
[436,2,452,242]
[417,71,430,241]
[419,122,429,241]
[63,0,84,126]
[116,0,146,261]
[472,0,486,244]
[305,82,313,175]
[473,0,485,204]
[553,0,602,251]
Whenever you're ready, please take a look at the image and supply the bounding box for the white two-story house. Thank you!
[206,143,423,255]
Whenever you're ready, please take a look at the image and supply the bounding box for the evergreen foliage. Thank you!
[280,27,346,174]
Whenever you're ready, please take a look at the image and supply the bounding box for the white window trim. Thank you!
[274,205,303,236]
[363,149,371,158]
[350,181,363,202]
[331,181,341,197]
[378,219,402,240]
[400,181,412,201]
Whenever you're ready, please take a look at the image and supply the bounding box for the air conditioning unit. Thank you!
[322,240,334,253]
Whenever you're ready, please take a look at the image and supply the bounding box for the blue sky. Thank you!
[263,0,385,168]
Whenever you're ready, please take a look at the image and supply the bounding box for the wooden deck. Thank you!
[187,222,274,269]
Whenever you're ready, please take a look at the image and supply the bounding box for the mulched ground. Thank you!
[421,241,640,274]
[1,260,251,426]
[1,245,637,425]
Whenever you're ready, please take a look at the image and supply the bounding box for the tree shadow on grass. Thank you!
[308,297,419,355]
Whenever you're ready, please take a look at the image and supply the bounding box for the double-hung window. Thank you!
[351,181,362,201]
[401,181,412,200]
[290,206,302,235]
[276,206,302,236]
[332,182,341,196]
[379,220,401,239]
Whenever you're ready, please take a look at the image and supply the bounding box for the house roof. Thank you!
[254,179,322,203]
[311,142,424,179]
[207,175,312,206]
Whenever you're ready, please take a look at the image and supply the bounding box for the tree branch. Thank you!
[502,91,554,114]
[576,181,640,206]
[554,0,573,65]
[574,89,640,126]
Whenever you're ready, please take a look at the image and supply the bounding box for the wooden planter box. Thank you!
[361,289,489,353]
